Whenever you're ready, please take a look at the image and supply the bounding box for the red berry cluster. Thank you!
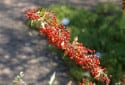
[79,78,94,85]
[25,9,40,20]
[25,8,110,85]
[40,24,70,50]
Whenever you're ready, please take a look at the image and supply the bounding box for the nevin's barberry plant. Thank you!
[25,7,110,85]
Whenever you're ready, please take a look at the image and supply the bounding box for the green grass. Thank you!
[49,3,125,85]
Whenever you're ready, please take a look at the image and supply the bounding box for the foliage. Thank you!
[13,72,26,85]
[25,3,111,85]
[25,2,125,85]
[49,3,125,85]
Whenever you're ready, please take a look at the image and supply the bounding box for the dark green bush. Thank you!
[50,3,125,85]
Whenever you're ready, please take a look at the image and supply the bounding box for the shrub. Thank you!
[49,3,125,85]
[25,2,125,85]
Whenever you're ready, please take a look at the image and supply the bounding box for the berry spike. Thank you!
[25,7,111,85]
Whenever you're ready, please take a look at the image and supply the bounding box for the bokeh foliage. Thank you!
[49,3,125,85]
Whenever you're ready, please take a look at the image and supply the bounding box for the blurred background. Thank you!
[0,0,125,85]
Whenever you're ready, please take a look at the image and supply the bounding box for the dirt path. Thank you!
[0,0,120,85]
[0,0,71,85]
